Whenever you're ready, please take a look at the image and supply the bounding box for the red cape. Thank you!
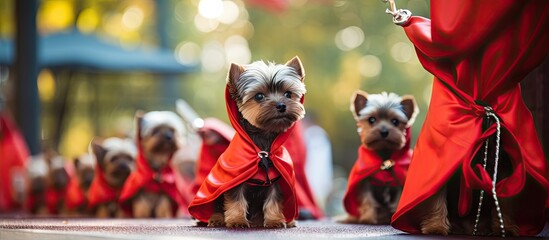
[0,112,29,212]
[285,121,324,219]
[65,176,87,210]
[87,163,120,210]
[191,118,234,194]
[119,147,187,216]
[188,87,299,223]
[344,128,411,217]
[391,1,549,236]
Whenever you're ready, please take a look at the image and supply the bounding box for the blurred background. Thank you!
[0,0,433,215]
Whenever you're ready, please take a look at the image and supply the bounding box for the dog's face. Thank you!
[137,111,184,171]
[74,154,95,190]
[92,139,135,188]
[46,156,70,190]
[351,91,418,152]
[227,56,307,134]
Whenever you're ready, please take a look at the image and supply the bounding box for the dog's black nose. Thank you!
[164,131,174,141]
[276,102,286,112]
[380,127,389,138]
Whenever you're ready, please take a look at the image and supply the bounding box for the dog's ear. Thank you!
[350,90,369,119]
[227,63,245,95]
[400,95,419,127]
[74,157,81,170]
[135,110,145,142]
[91,141,106,169]
[285,56,305,81]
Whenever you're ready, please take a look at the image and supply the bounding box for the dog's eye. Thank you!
[391,119,400,126]
[368,117,376,124]
[283,91,292,98]
[254,93,265,101]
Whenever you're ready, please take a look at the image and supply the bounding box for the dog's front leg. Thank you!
[155,194,173,218]
[420,186,450,235]
[224,184,250,228]
[133,192,153,218]
[263,184,288,228]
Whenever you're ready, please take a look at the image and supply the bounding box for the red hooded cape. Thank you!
[191,118,235,195]
[344,128,411,217]
[391,1,549,236]
[87,163,120,210]
[65,176,87,210]
[188,87,300,224]
[118,145,187,216]
[285,121,323,219]
[0,112,28,212]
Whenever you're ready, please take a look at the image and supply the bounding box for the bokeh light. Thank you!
[218,1,240,24]
[334,26,364,51]
[76,8,100,33]
[201,41,226,72]
[224,35,251,65]
[37,69,56,102]
[198,0,224,19]
[390,42,414,63]
[358,55,382,78]
[175,41,202,65]
[122,6,144,30]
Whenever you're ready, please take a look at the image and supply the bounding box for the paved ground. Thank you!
[1,217,548,240]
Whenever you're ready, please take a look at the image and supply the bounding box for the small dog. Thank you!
[343,91,418,224]
[63,153,95,215]
[205,56,306,228]
[119,111,186,218]
[25,155,49,214]
[88,137,136,218]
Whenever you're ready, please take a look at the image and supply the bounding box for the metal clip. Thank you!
[380,159,395,170]
[258,151,269,158]
[381,0,412,26]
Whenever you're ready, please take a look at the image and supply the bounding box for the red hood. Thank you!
[0,112,29,212]
[344,128,412,217]
[188,86,301,223]
[118,139,187,216]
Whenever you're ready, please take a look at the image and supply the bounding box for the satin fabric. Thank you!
[391,1,549,236]
[65,176,87,210]
[119,146,187,216]
[344,128,411,217]
[188,87,300,224]
[191,118,235,195]
[285,121,324,219]
[0,112,28,212]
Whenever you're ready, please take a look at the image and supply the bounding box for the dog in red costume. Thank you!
[64,153,95,215]
[343,91,418,224]
[88,137,136,218]
[119,111,188,218]
[189,56,306,228]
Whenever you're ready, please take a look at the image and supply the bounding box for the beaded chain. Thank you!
[472,107,505,237]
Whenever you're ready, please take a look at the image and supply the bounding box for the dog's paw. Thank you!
[357,216,378,225]
[264,220,287,228]
[286,220,297,228]
[420,217,450,235]
[208,213,225,227]
[226,219,250,228]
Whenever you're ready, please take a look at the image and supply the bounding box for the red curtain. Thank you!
[391,0,549,236]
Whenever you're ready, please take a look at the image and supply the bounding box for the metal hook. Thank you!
[381,0,412,26]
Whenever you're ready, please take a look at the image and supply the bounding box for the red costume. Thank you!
[391,1,549,236]
[0,112,28,212]
[344,128,411,217]
[285,121,324,219]
[188,87,300,224]
[64,175,87,211]
[87,163,120,211]
[118,145,187,216]
[191,118,235,195]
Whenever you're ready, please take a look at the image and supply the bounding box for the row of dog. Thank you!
[21,56,417,227]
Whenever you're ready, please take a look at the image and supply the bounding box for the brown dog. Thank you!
[343,91,418,224]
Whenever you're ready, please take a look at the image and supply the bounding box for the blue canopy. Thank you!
[0,29,197,74]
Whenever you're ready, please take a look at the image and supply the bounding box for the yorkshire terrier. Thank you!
[344,91,418,224]
[208,56,306,228]
[90,137,136,218]
[125,111,185,218]
[63,153,95,215]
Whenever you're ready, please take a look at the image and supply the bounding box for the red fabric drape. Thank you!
[119,145,187,216]
[391,1,549,236]
[191,118,234,195]
[188,87,300,224]
[285,121,324,219]
[87,162,120,210]
[344,128,411,217]
[65,176,87,210]
[0,112,29,212]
